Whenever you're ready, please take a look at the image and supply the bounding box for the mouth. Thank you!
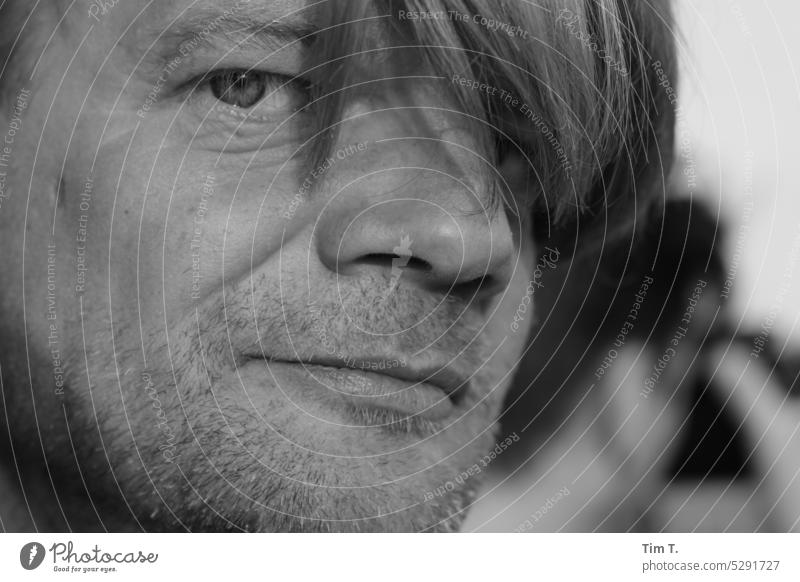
[243,354,471,423]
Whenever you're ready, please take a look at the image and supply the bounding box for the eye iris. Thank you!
[210,70,267,108]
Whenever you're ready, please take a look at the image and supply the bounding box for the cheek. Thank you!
[485,232,538,353]
[84,133,302,325]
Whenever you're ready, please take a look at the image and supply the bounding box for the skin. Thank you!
[0,0,536,531]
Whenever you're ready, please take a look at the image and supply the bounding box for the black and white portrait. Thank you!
[0,0,799,545]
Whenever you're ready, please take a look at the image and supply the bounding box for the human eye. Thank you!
[187,68,312,121]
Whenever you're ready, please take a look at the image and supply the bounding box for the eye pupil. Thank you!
[210,70,268,108]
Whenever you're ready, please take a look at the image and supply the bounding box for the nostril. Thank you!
[405,256,433,272]
[360,253,433,272]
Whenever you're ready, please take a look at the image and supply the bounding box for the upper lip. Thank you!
[252,354,470,401]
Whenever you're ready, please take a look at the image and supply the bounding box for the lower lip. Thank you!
[266,361,457,421]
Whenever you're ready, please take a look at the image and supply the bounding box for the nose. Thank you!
[315,169,516,299]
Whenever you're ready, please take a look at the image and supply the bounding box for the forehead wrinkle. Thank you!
[161,15,320,53]
[121,0,319,72]
[141,0,318,48]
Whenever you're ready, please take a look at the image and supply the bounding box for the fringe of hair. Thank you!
[304,0,676,249]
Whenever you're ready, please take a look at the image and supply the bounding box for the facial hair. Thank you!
[34,271,506,532]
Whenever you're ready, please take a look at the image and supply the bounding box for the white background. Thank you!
[1,533,798,580]
[677,1,800,344]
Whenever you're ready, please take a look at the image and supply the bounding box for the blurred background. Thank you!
[464,0,800,532]
[676,0,800,341]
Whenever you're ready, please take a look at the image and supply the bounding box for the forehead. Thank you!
[83,0,308,24]
[68,0,394,75]
[124,0,313,40]
[62,0,318,56]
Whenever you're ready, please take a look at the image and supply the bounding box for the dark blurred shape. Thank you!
[671,329,800,481]
[500,197,745,478]
[669,368,754,480]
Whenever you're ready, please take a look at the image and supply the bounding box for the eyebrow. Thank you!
[144,5,320,63]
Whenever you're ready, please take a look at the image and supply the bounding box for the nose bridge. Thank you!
[411,105,485,185]
[339,85,488,191]
[394,131,488,211]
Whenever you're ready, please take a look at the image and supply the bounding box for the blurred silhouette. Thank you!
[466,196,800,532]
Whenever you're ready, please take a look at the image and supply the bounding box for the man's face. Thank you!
[0,0,536,531]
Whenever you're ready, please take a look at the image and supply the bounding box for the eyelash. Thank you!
[185,68,312,118]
